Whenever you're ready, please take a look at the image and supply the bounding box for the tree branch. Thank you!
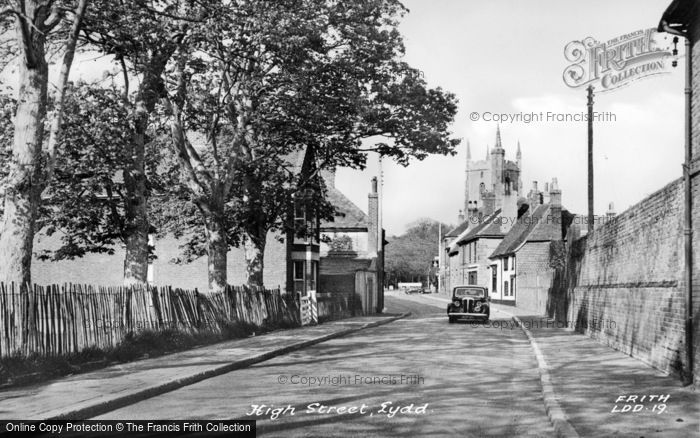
[43,0,89,193]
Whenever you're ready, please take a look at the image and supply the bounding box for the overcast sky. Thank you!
[337,0,685,236]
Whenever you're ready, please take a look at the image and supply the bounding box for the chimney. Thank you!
[529,181,541,205]
[606,202,616,220]
[457,209,465,223]
[368,177,379,256]
[482,192,496,216]
[549,178,562,240]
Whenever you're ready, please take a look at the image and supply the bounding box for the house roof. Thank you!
[320,185,369,230]
[445,220,470,238]
[447,208,503,255]
[489,204,550,258]
[489,204,573,259]
[279,146,308,176]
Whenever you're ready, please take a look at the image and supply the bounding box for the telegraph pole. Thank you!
[437,222,442,294]
[587,85,595,234]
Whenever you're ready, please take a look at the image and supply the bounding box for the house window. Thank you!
[504,257,509,271]
[491,265,497,293]
[468,271,477,285]
[511,256,516,271]
[293,261,305,294]
[510,275,515,297]
[504,281,509,297]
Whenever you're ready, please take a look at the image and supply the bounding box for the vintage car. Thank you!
[447,286,490,323]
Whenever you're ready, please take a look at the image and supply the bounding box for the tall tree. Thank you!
[165,0,459,291]
[36,85,173,262]
[0,0,88,287]
[385,218,449,286]
[76,0,198,284]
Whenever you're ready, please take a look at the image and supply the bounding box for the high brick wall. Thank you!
[689,17,700,389]
[516,242,554,314]
[33,232,288,292]
[549,178,690,376]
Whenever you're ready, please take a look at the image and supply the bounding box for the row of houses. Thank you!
[439,126,580,313]
[33,145,385,314]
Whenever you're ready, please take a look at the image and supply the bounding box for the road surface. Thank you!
[94,292,553,437]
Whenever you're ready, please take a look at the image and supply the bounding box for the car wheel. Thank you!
[448,317,456,324]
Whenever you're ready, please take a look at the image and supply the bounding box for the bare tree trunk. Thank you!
[244,232,266,288]
[122,66,166,285]
[123,99,150,285]
[0,50,48,286]
[204,206,228,293]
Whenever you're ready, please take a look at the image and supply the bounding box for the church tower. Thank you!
[462,125,522,224]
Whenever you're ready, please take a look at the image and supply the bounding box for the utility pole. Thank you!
[377,155,384,311]
[587,85,595,234]
[438,222,442,294]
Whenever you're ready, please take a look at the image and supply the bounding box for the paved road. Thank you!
[95,293,554,437]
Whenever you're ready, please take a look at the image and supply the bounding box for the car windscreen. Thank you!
[453,288,485,298]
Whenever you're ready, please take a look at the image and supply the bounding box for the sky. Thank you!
[335,0,686,235]
[0,1,685,237]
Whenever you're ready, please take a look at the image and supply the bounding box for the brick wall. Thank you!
[516,241,554,314]
[689,17,700,389]
[33,232,289,292]
[549,178,689,376]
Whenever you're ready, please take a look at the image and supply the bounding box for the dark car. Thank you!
[447,286,490,323]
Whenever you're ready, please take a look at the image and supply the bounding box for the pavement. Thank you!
[0,314,406,421]
[419,291,700,437]
[2,290,698,437]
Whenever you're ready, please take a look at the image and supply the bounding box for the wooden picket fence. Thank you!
[0,282,299,358]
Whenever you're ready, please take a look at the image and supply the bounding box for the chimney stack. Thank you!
[606,202,616,220]
[549,178,562,240]
[482,192,496,216]
[528,181,541,206]
[458,209,465,223]
[368,177,379,256]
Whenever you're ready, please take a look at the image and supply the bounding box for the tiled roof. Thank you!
[489,204,550,258]
[447,209,503,255]
[279,146,308,175]
[445,220,470,238]
[489,204,572,259]
[320,186,369,230]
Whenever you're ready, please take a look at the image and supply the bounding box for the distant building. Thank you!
[440,126,571,312]
[440,126,522,294]
[318,169,385,313]
[489,179,573,310]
